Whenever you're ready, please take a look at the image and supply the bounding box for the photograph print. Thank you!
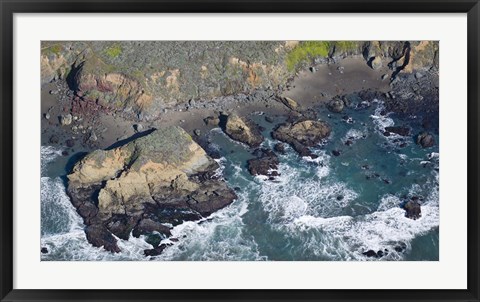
[40,41,439,261]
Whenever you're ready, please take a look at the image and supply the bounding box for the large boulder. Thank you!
[327,98,344,113]
[280,96,300,111]
[403,200,422,220]
[220,113,264,148]
[271,120,331,158]
[247,149,279,178]
[67,126,236,254]
[416,132,435,148]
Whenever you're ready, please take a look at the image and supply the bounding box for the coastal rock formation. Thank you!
[272,120,331,158]
[274,143,286,154]
[247,149,280,178]
[41,41,293,120]
[327,98,345,113]
[280,96,301,111]
[363,249,388,258]
[369,56,383,70]
[384,126,410,137]
[403,200,422,220]
[220,113,264,147]
[67,126,237,254]
[416,132,435,148]
[41,41,439,123]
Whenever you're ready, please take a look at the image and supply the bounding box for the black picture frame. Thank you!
[1,0,479,301]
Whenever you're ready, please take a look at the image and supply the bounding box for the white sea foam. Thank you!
[156,189,265,261]
[257,160,358,225]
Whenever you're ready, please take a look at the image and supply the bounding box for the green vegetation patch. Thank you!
[42,44,63,56]
[333,41,359,53]
[286,41,331,71]
[104,44,123,59]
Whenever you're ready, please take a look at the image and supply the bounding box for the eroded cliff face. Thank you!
[42,41,293,120]
[67,126,236,254]
[41,41,438,121]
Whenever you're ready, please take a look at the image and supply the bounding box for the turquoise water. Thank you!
[41,98,439,261]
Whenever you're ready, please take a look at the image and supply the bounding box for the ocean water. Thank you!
[41,99,439,261]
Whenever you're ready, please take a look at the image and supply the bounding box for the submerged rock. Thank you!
[67,126,236,253]
[220,113,264,147]
[370,56,382,70]
[271,120,331,158]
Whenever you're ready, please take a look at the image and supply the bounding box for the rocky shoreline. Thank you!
[41,41,439,257]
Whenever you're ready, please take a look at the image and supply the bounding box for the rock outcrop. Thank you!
[271,120,331,158]
[247,149,280,178]
[416,132,435,148]
[280,96,301,111]
[41,41,439,123]
[67,126,236,254]
[403,200,422,220]
[41,41,293,120]
[220,113,264,147]
[384,126,410,137]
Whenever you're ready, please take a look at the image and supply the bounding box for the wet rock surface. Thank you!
[271,120,331,158]
[247,148,280,178]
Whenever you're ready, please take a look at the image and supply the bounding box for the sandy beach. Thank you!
[41,56,393,152]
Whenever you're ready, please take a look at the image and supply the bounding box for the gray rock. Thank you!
[309,66,316,73]
[381,74,389,80]
[204,116,220,126]
[416,132,435,148]
[194,129,201,136]
[370,56,383,70]
[134,124,144,132]
[44,113,50,120]
[60,114,73,126]
[415,72,424,79]
[89,131,98,141]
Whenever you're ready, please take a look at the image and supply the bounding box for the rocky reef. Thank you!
[67,126,236,255]
[42,40,440,260]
